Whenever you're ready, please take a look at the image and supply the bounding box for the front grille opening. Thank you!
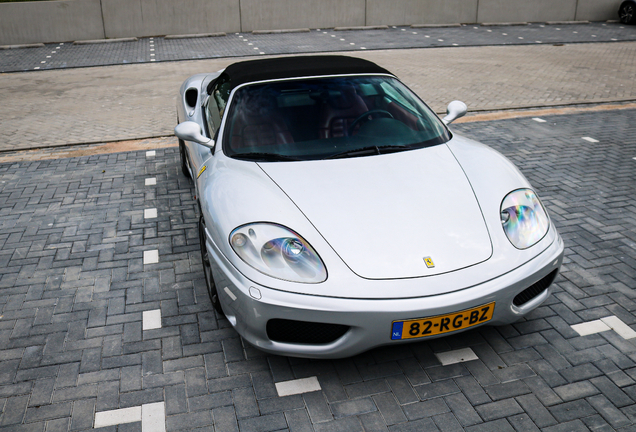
[513,269,558,306]
[266,319,349,344]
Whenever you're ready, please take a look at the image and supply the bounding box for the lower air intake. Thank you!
[266,319,349,344]
[513,269,558,306]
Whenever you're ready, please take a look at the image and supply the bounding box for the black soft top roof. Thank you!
[218,55,392,91]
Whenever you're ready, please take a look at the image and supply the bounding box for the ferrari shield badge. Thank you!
[197,165,207,179]
[424,257,435,268]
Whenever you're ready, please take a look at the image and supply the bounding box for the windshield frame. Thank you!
[218,73,451,162]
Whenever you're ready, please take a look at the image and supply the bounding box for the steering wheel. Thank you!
[347,110,394,136]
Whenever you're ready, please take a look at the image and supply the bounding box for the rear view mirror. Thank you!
[175,121,214,148]
[442,101,467,125]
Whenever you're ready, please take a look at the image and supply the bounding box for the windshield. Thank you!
[222,76,450,161]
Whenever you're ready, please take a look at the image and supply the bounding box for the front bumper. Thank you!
[207,231,564,359]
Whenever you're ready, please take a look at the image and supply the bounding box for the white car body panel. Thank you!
[259,143,493,279]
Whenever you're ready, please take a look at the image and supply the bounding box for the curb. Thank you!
[252,28,310,34]
[410,23,461,28]
[545,20,590,25]
[0,43,45,50]
[164,32,226,39]
[334,25,389,31]
[73,37,138,45]
[481,22,528,26]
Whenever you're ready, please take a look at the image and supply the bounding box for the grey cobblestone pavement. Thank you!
[1,107,636,431]
[1,22,636,73]
[1,41,635,152]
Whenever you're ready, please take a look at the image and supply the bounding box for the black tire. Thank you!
[619,2,636,24]
[199,215,224,315]
[179,138,191,179]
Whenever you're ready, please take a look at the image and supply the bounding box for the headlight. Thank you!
[229,223,327,283]
[500,189,549,249]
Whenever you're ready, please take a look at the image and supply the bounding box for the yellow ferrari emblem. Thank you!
[424,257,435,268]
[197,165,207,179]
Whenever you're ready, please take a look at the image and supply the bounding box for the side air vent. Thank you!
[185,88,198,108]
[266,319,349,344]
[513,269,558,306]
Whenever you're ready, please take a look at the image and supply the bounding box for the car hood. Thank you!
[258,143,493,279]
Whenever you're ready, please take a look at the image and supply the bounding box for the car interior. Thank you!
[223,77,448,160]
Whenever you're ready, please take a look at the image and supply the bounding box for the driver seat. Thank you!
[319,86,369,139]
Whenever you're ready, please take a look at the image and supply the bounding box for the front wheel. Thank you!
[619,2,636,24]
[199,215,224,315]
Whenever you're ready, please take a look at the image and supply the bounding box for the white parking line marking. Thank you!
[435,347,478,365]
[146,150,156,157]
[601,316,636,339]
[145,177,156,186]
[143,309,162,330]
[34,67,40,70]
[275,376,322,397]
[532,118,547,123]
[143,250,159,264]
[144,208,157,219]
[582,137,599,143]
[94,406,142,428]
[571,320,611,336]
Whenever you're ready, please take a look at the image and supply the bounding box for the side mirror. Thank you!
[175,121,214,148]
[442,101,467,125]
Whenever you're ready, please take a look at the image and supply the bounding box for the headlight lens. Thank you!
[229,223,327,283]
[500,189,549,249]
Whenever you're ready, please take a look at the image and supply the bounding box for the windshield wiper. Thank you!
[326,145,410,160]
[232,152,302,162]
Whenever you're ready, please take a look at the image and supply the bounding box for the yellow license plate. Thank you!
[391,302,495,340]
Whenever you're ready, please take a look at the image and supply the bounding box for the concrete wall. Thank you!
[0,0,104,45]
[101,0,239,38]
[239,0,365,32]
[0,0,623,46]
[576,0,619,21]
[366,0,478,26]
[477,0,578,23]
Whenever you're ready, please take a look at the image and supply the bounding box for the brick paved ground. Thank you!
[1,41,635,152]
[0,108,636,431]
[1,22,635,73]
